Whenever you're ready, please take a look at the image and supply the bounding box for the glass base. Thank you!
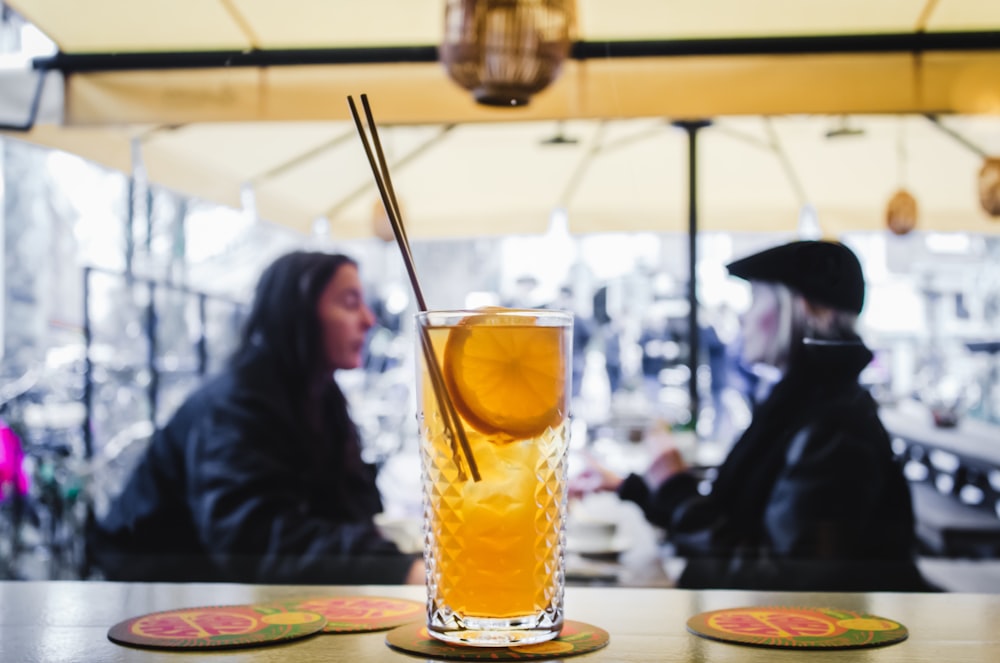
[428,616,563,648]
[428,628,561,648]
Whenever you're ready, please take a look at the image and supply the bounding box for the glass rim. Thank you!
[415,308,573,325]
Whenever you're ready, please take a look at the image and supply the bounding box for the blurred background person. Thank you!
[593,284,623,394]
[88,251,423,585]
[573,240,934,592]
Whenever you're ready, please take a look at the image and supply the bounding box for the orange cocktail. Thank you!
[416,309,571,647]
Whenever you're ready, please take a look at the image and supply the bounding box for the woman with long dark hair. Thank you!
[89,251,423,584]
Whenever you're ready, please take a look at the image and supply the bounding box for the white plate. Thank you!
[565,535,631,555]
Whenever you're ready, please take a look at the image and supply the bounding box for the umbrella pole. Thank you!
[673,119,711,431]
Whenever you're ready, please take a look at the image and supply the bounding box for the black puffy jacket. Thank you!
[88,347,416,584]
[619,339,934,591]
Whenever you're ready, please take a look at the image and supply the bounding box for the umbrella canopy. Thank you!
[3,0,1000,238]
[10,114,1000,237]
[7,0,1000,124]
[10,0,998,53]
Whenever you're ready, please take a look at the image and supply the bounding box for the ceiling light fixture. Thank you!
[886,189,918,236]
[440,0,576,107]
[978,157,1000,217]
[371,198,401,243]
[824,115,865,139]
[886,119,917,235]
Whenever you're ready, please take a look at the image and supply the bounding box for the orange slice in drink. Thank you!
[442,310,566,439]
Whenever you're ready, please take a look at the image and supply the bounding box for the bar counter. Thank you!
[1,581,998,662]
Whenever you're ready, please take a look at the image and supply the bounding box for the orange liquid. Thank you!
[420,326,568,619]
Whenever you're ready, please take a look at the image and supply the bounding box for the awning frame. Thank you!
[29,31,1000,74]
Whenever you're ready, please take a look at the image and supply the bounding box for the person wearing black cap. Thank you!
[573,240,933,592]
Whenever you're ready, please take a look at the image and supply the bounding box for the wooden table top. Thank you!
[1,581,998,662]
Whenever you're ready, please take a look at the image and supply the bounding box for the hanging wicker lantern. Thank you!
[978,157,1000,217]
[885,188,918,235]
[371,198,400,243]
[440,0,575,107]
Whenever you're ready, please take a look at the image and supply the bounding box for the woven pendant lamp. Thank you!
[886,189,918,235]
[440,0,575,107]
[979,157,1000,217]
[371,198,403,242]
[885,121,917,235]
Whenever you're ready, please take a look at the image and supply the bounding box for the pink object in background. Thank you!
[0,421,29,499]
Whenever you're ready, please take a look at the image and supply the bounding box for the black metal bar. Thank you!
[81,266,93,460]
[673,119,712,430]
[146,282,159,425]
[30,31,1000,74]
[572,31,1000,59]
[33,45,440,72]
[197,293,208,377]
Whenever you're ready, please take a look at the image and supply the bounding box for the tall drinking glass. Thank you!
[415,308,572,647]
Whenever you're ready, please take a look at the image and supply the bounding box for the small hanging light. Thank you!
[440,0,575,107]
[886,119,917,235]
[978,157,1000,217]
[886,189,918,235]
[371,198,402,243]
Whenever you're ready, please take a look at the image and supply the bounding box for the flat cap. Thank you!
[726,240,865,314]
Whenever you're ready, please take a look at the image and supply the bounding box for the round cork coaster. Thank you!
[687,606,908,649]
[385,620,609,660]
[266,595,425,633]
[107,604,326,650]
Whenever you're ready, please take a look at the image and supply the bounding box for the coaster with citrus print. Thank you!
[687,606,907,649]
[267,595,424,633]
[107,604,326,650]
[385,620,610,660]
